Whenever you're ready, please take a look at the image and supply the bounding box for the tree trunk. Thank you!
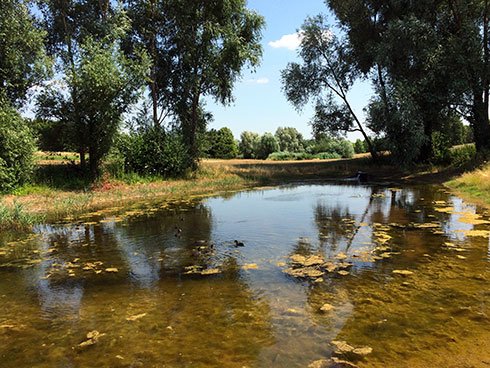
[79,147,86,171]
[472,89,490,151]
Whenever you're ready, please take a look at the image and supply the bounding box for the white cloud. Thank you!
[269,31,304,50]
[247,77,270,84]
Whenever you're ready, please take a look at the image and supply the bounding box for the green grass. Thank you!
[446,162,490,205]
[0,201,45,230]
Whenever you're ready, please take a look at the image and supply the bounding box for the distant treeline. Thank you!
[0,0,488,193]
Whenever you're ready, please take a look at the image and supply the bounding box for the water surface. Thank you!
[0,183,489,367]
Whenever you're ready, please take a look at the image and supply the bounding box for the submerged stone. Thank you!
[392,270,414,276]
[126,313,147,321]
[320,303,334,313]
[308,359,358,368]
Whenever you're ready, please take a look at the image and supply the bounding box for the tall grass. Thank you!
[447,163,490,204]
[0,201,44,230]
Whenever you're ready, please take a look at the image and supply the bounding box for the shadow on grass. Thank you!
[33,164,91,191]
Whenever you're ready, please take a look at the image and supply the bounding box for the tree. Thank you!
[166,0,265,161]
[353,139,366,154]
[275,127,304,152]
[256,133,279,160]
[0,0,51,106]
[0,99,37,192]
[122,0,176,127]
[38,1,148,178]
[239,131,260,159]
[281,15,378,160]
[326,0,490,160]
[204,127,238,159]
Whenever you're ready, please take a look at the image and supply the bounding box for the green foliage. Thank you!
[305,136,354,158]
[118,127,192,178]
[256,133,279,160]
[353,139,366,154]
[267,152,312,161]
[0,0,51,105]
[448,145,477,167]
[274,127,304,153]
[73,37,148,176]
[37,3,149,179]
[239,131,260,159]
[281,14,376,159]
[431,131,452,165]
[0,102,37,192]
[26,118,73,152]
[203,127,238,159]
[0,201,43,230]
[314,152,342,160]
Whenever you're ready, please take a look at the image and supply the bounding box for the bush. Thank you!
[431,131,452,164]
[267,152,313,160]
[449,144,477,167]
[0,103,37,192]
[314,152,341,160]
[353,139,366,154]
[118,127,192,177]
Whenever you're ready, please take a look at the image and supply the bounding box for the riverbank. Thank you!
[0,154,487,230]
[445,162,490,209]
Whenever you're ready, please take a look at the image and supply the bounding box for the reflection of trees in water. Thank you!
[118,201,215,280]
[301,186,487,361]
[71,253,275,368]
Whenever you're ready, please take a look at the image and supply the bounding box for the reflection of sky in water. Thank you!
[1,183,489,367]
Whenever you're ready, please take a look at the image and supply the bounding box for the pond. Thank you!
[0,182,489,368]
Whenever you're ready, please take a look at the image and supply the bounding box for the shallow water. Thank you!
[0,183,489,367]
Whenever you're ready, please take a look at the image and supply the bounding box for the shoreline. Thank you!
[1,157,488,230]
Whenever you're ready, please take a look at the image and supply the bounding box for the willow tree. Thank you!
[281,15,378,160]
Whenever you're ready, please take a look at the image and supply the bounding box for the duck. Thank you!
[234,240,245,247]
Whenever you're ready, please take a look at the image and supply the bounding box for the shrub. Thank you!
[449,144,477,167]
[118,127,192,177]
[431,131,452,164]
[267,152,313,160]
[353,139,366,154]
[306,136,354,158]
[314,152,341,160]
[0,103,37,192]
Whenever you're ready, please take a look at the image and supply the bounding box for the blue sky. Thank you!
[205,0,374,141]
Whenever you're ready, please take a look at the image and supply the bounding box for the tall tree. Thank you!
[123,0,175,127]
[0,0,50,106]
[38,0,148,178]
[167,0,265,161]
[275,127,304,153]
[281,15,378,160]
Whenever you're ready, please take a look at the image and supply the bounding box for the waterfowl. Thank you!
[234,240,244,247]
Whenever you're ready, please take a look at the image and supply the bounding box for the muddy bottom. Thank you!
[0,183,489,367]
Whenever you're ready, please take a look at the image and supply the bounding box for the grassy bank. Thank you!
[1,149,487,230]
[445,162,490,208]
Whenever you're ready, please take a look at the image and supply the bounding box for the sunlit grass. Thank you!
[447,163,490,205]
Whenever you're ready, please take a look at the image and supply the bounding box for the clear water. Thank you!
[0,183,489,367]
